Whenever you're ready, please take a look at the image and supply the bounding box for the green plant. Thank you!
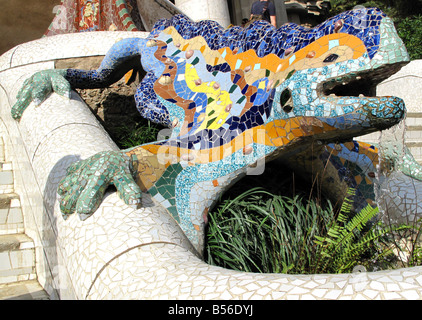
[312,189,409,273]
[328,0,422,60]
[205,187,412,274]
[328,0,422,20]
[386,217,422,268]
[396,15,422,60]
[408,220,422,266]
[113,119,165,148]
[410,245,422,266]
[205,187,336,274]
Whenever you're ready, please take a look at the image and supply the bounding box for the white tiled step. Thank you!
[0,162,13,194]
[404,126,422,140]
[0,193,24,235]
[404,115,422,164]
[0,234,36,285]
[0,280,49,300]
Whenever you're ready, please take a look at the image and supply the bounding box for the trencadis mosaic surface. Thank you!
[11,8,413,254]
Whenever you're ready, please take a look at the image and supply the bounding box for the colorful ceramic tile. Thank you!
[10,7,412,253]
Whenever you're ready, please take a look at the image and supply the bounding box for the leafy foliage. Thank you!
[385,217,422,268]
[313,189,411,273]
[328,0,422,60]
[328,0,422,19]
[205,187,335,273]
[205,187,413,274]
[396,15,422,60]
[112,118,165,148]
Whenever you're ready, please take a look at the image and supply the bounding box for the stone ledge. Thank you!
[0,234,34,252]
[0,280,49,300]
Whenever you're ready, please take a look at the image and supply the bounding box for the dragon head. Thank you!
[270,7,409,139]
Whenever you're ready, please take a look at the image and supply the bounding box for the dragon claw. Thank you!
[11,69,70,120]
[58,151,142,218]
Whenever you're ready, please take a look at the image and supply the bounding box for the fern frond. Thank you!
[345,204,378,234]
[314,187,389,273]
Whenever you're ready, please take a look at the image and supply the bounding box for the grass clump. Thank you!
[112,119,166,149]
[205,188,413,274]
[205,187,334,273]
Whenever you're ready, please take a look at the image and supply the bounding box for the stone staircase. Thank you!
[359,113,422,165]
[404,113,422,164]
[0,136,49,300]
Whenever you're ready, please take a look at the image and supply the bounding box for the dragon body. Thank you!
[12,8,412,254]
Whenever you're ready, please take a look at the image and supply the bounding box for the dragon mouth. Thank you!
[321,61,409,98]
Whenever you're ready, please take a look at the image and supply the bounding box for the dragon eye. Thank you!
[323,53,339,63]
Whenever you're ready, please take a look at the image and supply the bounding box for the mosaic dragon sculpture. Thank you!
[11,8,416,254]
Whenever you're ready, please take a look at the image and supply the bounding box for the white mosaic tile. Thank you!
[6,32,149,71]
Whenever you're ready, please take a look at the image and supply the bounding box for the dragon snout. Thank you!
[362,96,406,130]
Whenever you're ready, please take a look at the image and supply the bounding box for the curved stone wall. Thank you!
[0,31,422,299]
